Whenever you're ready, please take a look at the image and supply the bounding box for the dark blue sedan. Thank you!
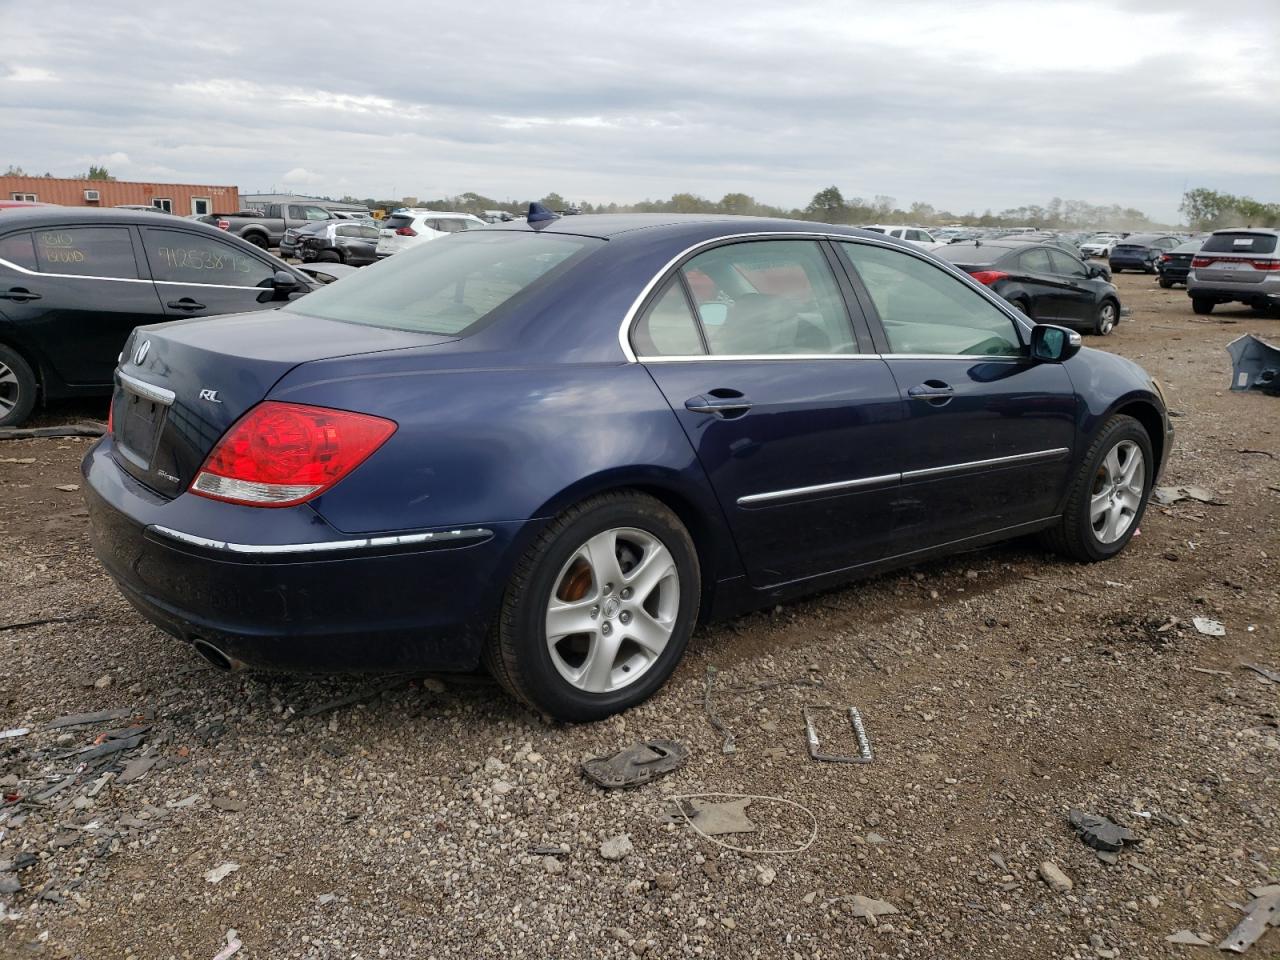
[84,214,1173,720]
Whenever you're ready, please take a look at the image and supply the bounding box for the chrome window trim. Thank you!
[638,353,882,363]
[117,370,176,406]
[0,256,152,284]
[154,279,272,291]
[617,231,1031,363]
[900,447,1070,482]
[737,472,900,506]
[736,447,1070,506]
[148,524,493,555]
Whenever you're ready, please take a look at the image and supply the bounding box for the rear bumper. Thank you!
[1186,283,1280,305]
[1109,255,1155,270]
[82,438,529,673]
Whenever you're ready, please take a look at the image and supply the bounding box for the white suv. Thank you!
[376,211,486,257]
[863,224,940,249]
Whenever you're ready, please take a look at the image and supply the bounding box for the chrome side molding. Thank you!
[148,525,493,555]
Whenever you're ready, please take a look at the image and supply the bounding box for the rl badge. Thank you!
[199,389,222,403]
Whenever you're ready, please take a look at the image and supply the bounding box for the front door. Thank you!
[631,238,906,587]
[1045,249,1098,325]
[0,226,165,387]
[836,240,1077,554]
[139,227,290,319]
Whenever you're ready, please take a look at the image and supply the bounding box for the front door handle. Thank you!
[0,287,41,302]
[907,381,954,405]
[685,391,752,419]
[166,298,206,311]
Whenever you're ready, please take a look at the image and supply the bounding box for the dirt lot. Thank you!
[1,273,1277,959]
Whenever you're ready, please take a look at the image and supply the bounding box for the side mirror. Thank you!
[1086,263,1102,278]
[1030,324,1082,363]
[272,269,299,289]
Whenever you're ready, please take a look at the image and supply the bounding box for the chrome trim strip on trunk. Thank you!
[117,370,177,406]
[147,525,493,555]
[901,447,1070,482]
[737,472,900,506]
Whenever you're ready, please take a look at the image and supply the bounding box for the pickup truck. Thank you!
[197,202,337,249]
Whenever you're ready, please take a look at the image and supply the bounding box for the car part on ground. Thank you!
[803,705,874,763]
[1226,334,1280,395]
[580,739,689,788]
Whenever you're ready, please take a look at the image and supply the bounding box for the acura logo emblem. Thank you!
[134,340,151,365]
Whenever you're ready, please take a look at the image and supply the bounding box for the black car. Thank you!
[938,241,1122,335]
[278,221,330,259]
[1157,239,1203,288]
[1109,234,1180,274]
[0,207,321,426]
[298,222,380,267]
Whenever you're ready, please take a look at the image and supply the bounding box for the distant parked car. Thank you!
[375,211,485,258]
[938,240,1121,335]
[1187,228,1280,315]
[298,221,380,267]
[1157,239,1204,289]
[1080,235,1121,258]
[862,225,940,249]
[197,202,337,249]
[1109,234,1180,274]
[278,221,331,260]
[0,207,322,426]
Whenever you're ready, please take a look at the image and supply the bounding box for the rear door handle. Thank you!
[166,298,206,311]
[685,392,752,419]
[0,287,41,302]
[907,381,954,404]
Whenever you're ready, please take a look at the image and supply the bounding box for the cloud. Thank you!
[0,0,1276,221]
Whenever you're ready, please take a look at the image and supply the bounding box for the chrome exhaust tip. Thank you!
[191,638,244,672]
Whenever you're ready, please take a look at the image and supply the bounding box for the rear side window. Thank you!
[1201,233,1277,255]
[433,219,474,234]
[384,215,415,231]
[35,227,139,279]
[633,279,705,357]
[840,242,1022,357]
[0,232,37,270]
[285,231,600,336]
[142,229,275,286]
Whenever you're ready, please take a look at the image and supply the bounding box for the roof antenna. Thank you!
[527,201,559,228]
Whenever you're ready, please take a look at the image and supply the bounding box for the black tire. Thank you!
[1041,415,1153,563]
[1158,276,1173,289]
[1145,262,1159,274]
[484,491,700,721]
[1010,298,1030,316]
[1093,299,1118,336]
[316,250,342,263]
[243,233,269,250]
[1110,266,1121,274]
[0,343,38,428]
[1191,298,1214,315]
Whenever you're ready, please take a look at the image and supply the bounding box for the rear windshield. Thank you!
[285,231,602,336]
[1201,232,1277,255]
[936,243,1014,266]
[1115,235,1161,246]
[384,214,415,230]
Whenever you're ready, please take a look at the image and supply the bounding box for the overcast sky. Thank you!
[2,0,1277,221]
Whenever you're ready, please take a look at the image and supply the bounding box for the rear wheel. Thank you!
[244,233,269,250]
[1191,298,1214,315]
[0,344,37,428]
[484,491,700,721]
[1158,276,1173,289]
[316,250,342,263]
[1093,300,1118,336]
[1010,298,1030,316]
[1041,415,1152,562]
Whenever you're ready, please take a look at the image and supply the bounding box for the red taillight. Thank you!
[1159,254,1171,262]
[107,401,114,436]
[190,402,397,507]
[1249,259,1280,271]
[970,270,1009,286]
[1191,256,1213,268]
[394,226,417,237]
[216,219,230,231]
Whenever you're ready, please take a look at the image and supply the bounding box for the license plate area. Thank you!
[115,388,168,469]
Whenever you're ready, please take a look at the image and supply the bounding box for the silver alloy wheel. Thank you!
[0,360,18,417]
[1090,439,1145,544]
[1098,302,1116,334]
[545,526,680,694]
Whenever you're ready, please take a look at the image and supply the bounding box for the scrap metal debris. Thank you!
[1192,617,1226,637]
[1069,809,1136,852]
[211,929,242,960]
[1165,930,1211,946]
[670,797,757,836]
[845,895,900,924]
[204,862,240,884]
[803,705,874,763]
[1219,890,1280,953]
[1226,333,1280,396]
[1241,663,1280,684]
[581,739,688,790]
[44,707,133,730]
[704,666,735,755]
[0,612,97,634]
[0,728,29,740]
[1153,485,1228,506]
[0,422,105,440]
[666,792,818,855]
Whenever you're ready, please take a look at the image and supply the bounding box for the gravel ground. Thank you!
[1,272,1278,959]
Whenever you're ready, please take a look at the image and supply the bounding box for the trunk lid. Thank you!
[110,310,454,498]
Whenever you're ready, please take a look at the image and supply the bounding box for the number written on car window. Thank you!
[143,230,274,286]
[34,228,139,279]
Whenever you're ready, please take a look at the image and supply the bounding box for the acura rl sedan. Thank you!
[84,213,1173,720]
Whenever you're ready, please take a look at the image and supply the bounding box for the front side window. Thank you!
[303,206,331,221]
[285,231,601,336]
[34,227,139,279]
[678,240,856,355]
[840,242,1022,357]
[143,229,274,286]
[0,232,37,270]
[1048,249,1087,277]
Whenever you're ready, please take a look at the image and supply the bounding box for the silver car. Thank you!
[1187,228,1280,315]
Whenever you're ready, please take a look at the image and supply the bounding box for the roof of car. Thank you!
[0,206,207,228]
[482,213,889,243]
[1209,227,1280,236]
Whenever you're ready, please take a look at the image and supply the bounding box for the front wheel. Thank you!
[1192,298,1214,315]
[485,492,700,721]
[1041,415,1153,562]
[0,344,38,428]
[1093,300,1118,336]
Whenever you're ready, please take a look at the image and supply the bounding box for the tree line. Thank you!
[1179,188,1279,230]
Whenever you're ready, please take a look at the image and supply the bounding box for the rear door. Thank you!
[835,239,1077,554]
[1012,247,1064,321]
[0,225,165,387]
[140,227,297,319]
[1045,249,1097,324]
[633,237,906,587]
